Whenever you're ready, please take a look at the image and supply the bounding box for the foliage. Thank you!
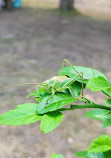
[40,111,63,134]
[75,135,111,158]
[51,153,64,158]
[1,60,111,158]
[0,103,42,126]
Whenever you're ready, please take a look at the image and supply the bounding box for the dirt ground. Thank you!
[22,0,111,20]
[0,8,111,158]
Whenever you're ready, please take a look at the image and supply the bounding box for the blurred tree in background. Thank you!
[59,0,74,11]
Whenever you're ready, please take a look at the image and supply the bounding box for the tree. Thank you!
[4,0,13,9]
[59,0,74,11]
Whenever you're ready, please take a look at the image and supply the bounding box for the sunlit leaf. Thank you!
[84,110,109,120]
[58,66,108,83]
[40,111,63,134]
[0,103,42,126]
[84,109,111,128]
[51,153,64,158]
[28,83,79,114]
[88,135,111,153]
[87,77,111,91]
[37,94,77,114]
[38,98,77,114]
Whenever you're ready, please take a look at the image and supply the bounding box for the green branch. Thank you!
[60,104,111,111]
[70,104,111,110]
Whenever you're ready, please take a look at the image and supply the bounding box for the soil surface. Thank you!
[0,8,111,158]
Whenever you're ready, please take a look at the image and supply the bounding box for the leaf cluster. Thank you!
[75,135,111,158]
[0,66,111,133]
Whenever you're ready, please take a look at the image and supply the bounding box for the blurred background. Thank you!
[0,0,111,158]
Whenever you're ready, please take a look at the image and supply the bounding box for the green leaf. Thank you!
[103,118,111,128]
[102,90,111,97]
[85,109,111,128]
[40,111,63,133]
[84,110,109,120]
[28,87,78,114]
[59,66,108,83]
[44,92,76,105]
[87,77,111,91]
[75,150,111,158]
[37,93,77,114]
[0,103,42,126]
[36,95,50,112]
[75,150,103,158]
[102,109,111,128]
[105,98,111,106]
[38,98,77,114]
[75,150,89,157]
[103,150,111,158]
[88,135,111,153]
[69,81,85,98]
[80,98,96,104]
[27,88,48,102]
[51,153,64,158]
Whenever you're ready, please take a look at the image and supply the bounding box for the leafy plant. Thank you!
[75,135,111,158]
[0,59,111,158]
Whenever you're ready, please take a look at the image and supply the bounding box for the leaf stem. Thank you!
[70,104,111,110]
[59,104,111,111]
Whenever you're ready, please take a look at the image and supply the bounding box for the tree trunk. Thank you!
[59,0,74,11]
[7,0,12,9]
[4,0,13,9]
